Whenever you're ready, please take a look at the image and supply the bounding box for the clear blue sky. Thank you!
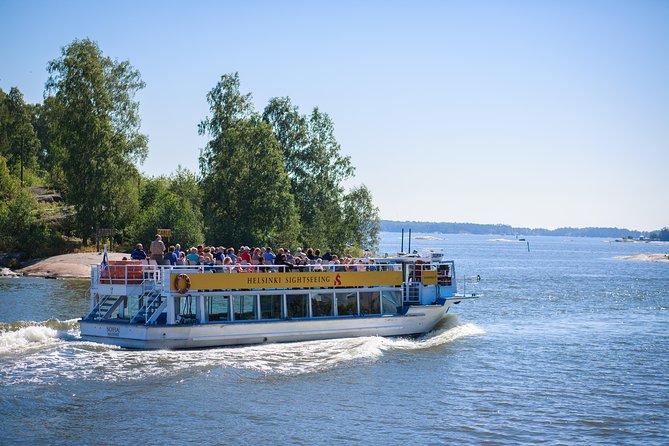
[1,0,667,231]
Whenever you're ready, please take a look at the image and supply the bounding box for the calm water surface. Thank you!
[1,234,668,445]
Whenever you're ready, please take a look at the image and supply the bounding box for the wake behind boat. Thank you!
[79,253,479,349]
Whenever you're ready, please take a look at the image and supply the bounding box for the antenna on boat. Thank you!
[408,229,412,254]
[401,228,404,253]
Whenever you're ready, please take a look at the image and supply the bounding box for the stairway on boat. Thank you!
[130,289,167,325]
[85,295,124,320]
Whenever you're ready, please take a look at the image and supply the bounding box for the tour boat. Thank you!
[79,254,479,349]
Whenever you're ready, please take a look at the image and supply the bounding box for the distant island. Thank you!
[380,220,668,239]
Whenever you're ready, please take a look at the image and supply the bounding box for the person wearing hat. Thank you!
[239,246,252,264]
[295,247,307,260]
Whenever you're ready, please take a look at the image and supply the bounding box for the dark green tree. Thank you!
[46,38,147,244]
[653,227,669,241]
[0,87,41,186]
[199,73,299,247]
[32,96,66,189]
[263,97,355,249]
[0,154,50,254]
[340,185,381,250]
[128,172,205,249]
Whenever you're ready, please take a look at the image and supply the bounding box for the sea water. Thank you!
[0,234,667,445]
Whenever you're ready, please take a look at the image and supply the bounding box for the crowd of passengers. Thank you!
[128,234,377,272]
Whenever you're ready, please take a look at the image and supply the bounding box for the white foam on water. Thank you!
[0,319,80,355]
[0,325,60,353]
[0,316,486,384]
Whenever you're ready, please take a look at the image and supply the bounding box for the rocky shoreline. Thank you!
[613,253,669,263]
[0,267,22,277]
[14,252,128,279]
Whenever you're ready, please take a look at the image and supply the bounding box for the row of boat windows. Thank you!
[180,290,404,322]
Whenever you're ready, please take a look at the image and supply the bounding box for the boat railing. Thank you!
[460,274,481,297]
[93,261,403,297]
[164,263,400,273]
[95,260,159,286]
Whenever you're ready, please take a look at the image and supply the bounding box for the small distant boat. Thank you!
[79,254,479,349]
[413,235,442,241]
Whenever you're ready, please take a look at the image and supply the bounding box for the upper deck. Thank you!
[91,257,458,304]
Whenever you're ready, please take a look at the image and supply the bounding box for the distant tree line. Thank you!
[649,227,669,241]
[380,220,661,239]
[0,38,379,258]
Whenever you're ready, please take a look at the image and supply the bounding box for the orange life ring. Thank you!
[174,273,191,294]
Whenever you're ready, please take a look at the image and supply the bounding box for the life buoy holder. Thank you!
[174,273,191,295]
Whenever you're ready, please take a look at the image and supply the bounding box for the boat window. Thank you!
[359,291,380,315]
[178,295,197,321]
[336,292,357,316]
[206,295,230,321]
[311,292,334,317]
[233,295,257,320]
[381,290,402,315]
[260,294,282,320]
[286,294,308,318]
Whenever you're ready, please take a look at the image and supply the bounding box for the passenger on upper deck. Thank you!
[130,243,147,260]
[164,246,177,265]
[322,250,333,261]
[257,255,267,271]
[251,247,262,265]
[202,247,214,264]
[295,248,307,261]
[285,248,294,264]
[239,246,252,264]
[263,247,275,265]
[226,248,237,263]
[275,249,290,269]
[149,235,165,262]
[313,249,322,262]
[213,247,225,264]
[186,247,200,265]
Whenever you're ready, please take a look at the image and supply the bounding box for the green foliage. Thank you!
[128,171,205,249]
[0,87,41,186]
[341,185,381,250]
[649,227,669,241]
[31,96,66,190]
[1,51,381,258]
[0,155,51,255]
[199,74,300,248]
[263,96,379,252]
[46,38,147,244]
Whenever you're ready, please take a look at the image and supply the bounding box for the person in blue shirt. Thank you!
[263,247,275,265]
[130,243,147,260]
[226,247,237,264]
[164,246,178,265]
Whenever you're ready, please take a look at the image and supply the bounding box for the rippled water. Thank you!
[1,234,668,445]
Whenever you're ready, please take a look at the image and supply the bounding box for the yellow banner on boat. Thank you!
[421,270,438,285]
[170,270,403,292]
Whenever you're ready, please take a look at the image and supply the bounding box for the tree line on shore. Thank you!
[0,38,380,258]
[380,220,669,240]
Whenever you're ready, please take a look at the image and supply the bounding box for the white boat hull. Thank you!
[79,305,449,349]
